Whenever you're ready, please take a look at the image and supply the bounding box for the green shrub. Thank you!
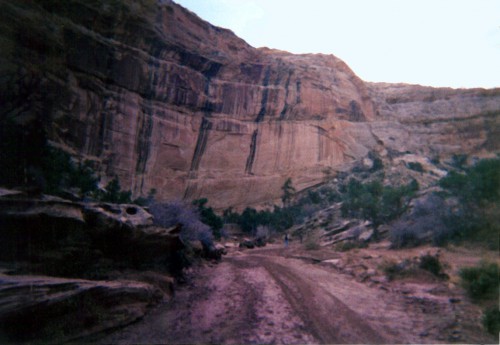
[483,307,500,335]
[407,162,425,173]
[100,177,132,204]
[459,262,499,301]
[419,255,443,276]
[438,158,500,247]
[335,240,368,252]
[370,157,384,172]
[307,191,322,204]
[304,241,320,251]
[193,198,223,239]
[381,260,411,281]
[439,158,500,204]
[431,156,441,165]
[451,154,468,170]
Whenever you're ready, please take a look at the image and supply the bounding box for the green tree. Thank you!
[238,207,259,233]
[438,158,500,246]
[101,177,132,204]
[440,158,500,205]
[70,160,100,195]
[193,198,223,239]
[341,179,418,239]
[281,178,296,207]
[223,207,240,224]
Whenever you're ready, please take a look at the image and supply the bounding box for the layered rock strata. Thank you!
[1,0,499,209]
[0,190,184,277]
[0,189,183,341]
[0,272,164,342]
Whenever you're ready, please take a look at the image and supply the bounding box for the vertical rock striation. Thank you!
[1,0,499,209]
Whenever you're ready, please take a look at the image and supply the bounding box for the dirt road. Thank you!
[95,245,493,344]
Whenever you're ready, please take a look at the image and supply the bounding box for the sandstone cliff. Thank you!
[1,0,499,209]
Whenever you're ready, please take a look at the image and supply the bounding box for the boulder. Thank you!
[359,229,374,242]
[215,243,228,255]
[322,259,344,269]
[330,221,371,244]
[202,242,225,261]
[239,240,255,249]
[254,237,267,247]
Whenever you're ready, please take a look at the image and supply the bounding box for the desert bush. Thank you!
[368,151,384,172]
[483,307,500,335]
[390,194,449,248]
[324,187,340,203]
[304,240,320,251]
[459,262,499,301]
[389,224,421,248]
[192,198,223,239]
[335,240,368,252]
[380,255,445,280]
[307,190,322,204]
[450,154,468,170]
[418,255,443,276]
[407,162,425,173]
[431,155,441,165]
[381,259,412,281]
[149,200,213,247]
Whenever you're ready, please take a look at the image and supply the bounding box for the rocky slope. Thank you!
[1,0,499,209]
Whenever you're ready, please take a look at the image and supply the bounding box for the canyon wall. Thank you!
[1,0,499,209]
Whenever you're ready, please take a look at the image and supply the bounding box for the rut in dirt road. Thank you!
[96,250,398,344]
[247,256,386,343]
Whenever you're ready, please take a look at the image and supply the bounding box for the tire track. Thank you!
[252,255,387,344]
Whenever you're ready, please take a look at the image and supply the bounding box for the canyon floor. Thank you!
[94,242,497,344]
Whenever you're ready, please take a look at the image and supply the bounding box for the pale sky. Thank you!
[175,0,500,89]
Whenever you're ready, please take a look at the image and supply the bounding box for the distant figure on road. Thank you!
[284,233,289,248]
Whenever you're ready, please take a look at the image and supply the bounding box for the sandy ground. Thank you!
[94,243,497,344]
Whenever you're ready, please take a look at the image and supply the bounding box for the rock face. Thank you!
[1,0,499,209]
[0,272,163,342]
[368,83,500,158]
[0,190,183,342]
[0,192,184,277]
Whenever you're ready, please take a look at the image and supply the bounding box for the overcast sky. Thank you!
[175,0,499,89]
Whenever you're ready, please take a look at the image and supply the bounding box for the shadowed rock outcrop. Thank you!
[0,273,164,343]
[0,193,184,277]
[0,0,499,209]
[0,190,185,342]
